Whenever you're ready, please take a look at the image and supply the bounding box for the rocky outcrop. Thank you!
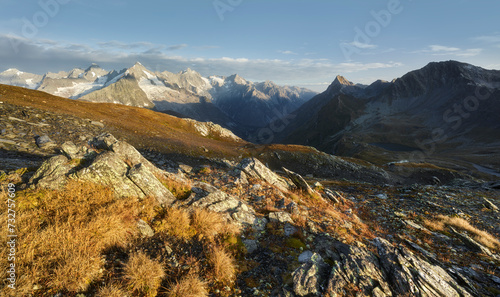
[234,158,292,192]
[184,181,261,228]
[289,237,478,297]
[282,167,315,194]
[29,133,176,206]
[292,253,330,296]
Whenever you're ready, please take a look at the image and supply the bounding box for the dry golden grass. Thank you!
[207,246,236,285]
[154,206,239,243]
[166,275,208,297]
[95,283,127,297]
[124,252,165,297]
[191,208,226,240]
[157,175,192,200]
[0,181,138,295]
[154,207,195,240]
[424,215,500,251]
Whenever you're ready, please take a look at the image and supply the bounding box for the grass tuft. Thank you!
[425,215,500,251]
[207,246,236,285]
[124,252,165,297]
[166,275,208,297]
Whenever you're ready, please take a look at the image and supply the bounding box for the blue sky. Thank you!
[0,0,499,91]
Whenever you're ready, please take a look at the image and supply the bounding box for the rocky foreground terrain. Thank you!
[1,119,499,296]
[1,86,500,296]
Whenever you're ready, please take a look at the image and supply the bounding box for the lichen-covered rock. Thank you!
[292,253,330,296]
[235,158,292,192]
[29,155,72,189]
[325,241,392,297]
[187,181,258,227]
[127,163,176,205]
[73,151,145,198]
[60,141,84,159]
[374,237,473,297]
[91,133,163,176]
[269,211,294,224]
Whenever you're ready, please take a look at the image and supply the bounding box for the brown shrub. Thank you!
[95,283,127,297]
[154,207,195,239]
[207,246,236,285]
[427,215,500,251]
[166,275,208,297]
[124,252,165,297]
[158,175,192,200]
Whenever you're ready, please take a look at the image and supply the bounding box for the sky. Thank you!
[0,0,499,92]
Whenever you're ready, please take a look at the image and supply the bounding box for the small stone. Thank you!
[298,251,314,263]
[483,197,498,212]
[284,222,297,237]
[374,193,388,199]
[251,184,262,191]
[137,219,154,237]
[243,239,258,253]
[269,211,294,224]
[90,121,104,128]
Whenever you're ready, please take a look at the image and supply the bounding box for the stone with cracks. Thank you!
[72,151,145,198]
[187,181,258,227]
[282,167,314,194]
[374,237,473,297]
[29,155,72,190]
[235,158,292,192]
[90,133,163,176]
[325,241,392,297]
[292,253,330,296]
[127,163,176,205]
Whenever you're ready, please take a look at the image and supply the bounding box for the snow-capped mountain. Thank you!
[0,63,317,135]
[0,68,43,89]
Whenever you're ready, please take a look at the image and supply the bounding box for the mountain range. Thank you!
[2,60,500,178]
[276,61,500,176]
[0,62,317,137]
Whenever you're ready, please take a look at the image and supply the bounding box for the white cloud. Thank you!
[342,41,378,49]
[414,45,482,57]
[336,62,403,73]
[0,34,404,92]
[166,44,188,51]
[278,50,298,55]
[473,34,500,43]
[429,45,460,52]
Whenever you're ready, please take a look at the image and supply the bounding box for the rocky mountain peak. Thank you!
[85,63,102,72]
[227,74,247,85]
[125,62,151,79]
[333,75,354,86]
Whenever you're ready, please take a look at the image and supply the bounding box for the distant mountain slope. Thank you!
[279,61,500,172]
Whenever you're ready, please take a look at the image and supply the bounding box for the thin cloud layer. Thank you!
[414,45,483,57]
[0,35,404,91]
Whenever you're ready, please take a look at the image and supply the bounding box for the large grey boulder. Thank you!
[90,133,162,176]
[235,158,292,192]
[127,163,176,205]
[29,155,72,189]
[73,151,145,198]
[29,133,177,205]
